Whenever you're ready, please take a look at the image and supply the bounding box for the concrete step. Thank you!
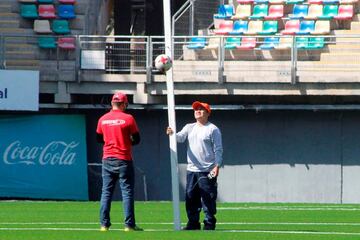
[351,22,360,31]
[0,4,12,13]
[5,50,38,60]
[327,44,360,53]
[5,43,38,52]
[5,59,39,69]
[0,27,34,35]
[0,12,20,20]
[320,53,360,62]
[0,20,19,28]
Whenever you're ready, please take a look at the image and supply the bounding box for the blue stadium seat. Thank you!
[214,5,234,19]
[297,20,315,34]
[259,37,279,49]
[58,4,76,19]
[289,5,309,19]
[229,20,248,35]
[187,37,207,49]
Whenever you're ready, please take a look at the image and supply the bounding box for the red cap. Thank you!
[111,92,128,103]
[192,101,211,114]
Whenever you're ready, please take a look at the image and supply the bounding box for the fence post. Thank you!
[218,36,225,84]
[291,35,298,84]
[75,35,81,83]
[146,36,153,84]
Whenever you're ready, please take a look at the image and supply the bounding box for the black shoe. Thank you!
[182,223,201,230]
[203,224,215,230]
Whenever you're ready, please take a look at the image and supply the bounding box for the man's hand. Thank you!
[166,127,174,135]
[211,165,220,177]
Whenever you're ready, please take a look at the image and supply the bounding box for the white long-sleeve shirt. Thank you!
[176,122,223,172]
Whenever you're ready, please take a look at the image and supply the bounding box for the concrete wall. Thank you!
[86,109,360,203]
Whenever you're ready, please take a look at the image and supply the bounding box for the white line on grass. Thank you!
[1,227,360,236]
[218,206,360,211]
[2,222,360,226]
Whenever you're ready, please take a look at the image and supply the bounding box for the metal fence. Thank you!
[1,34,360,84]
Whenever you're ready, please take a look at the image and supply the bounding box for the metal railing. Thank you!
[1,34,360,84]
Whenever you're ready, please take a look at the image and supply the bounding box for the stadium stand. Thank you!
[38,4,57,19]
[58,4,76,19]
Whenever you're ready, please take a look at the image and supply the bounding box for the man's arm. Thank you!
[130,132,141,145]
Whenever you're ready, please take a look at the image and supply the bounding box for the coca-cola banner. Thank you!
[0,70,39,111]
[0,115,88,200]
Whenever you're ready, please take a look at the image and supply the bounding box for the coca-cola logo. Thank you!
[3,141,79,165]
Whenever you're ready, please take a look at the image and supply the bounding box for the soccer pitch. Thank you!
[1,202,360,240]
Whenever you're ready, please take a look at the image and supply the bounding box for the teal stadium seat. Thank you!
[318,5,338,19]
[306,37,325,49]
[20,4,38,19]
[52,20,71,34]
[249,4,268,20]
[38,37,56,49]
[295,37,309,49]
[225,37,241,49]
[258,20,278,34]
[38,0,54,3]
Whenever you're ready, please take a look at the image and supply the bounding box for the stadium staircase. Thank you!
[0,0,87,73]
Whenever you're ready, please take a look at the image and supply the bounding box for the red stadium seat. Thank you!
[265,5,284,20]
[38,4,56,19]
[334,5,353,20]
[236,37,257,49]
[214,20,233,35]
[58,37,76,50]
[281,20,300,35]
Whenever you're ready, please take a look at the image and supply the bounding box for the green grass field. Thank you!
[1,201,360,240]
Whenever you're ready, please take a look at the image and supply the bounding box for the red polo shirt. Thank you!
[96,109,139,161]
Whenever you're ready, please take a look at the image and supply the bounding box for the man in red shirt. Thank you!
[96,92,142,232]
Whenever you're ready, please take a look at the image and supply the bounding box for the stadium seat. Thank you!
[229,20,248,35]
[204,37,220,50]
[232,4,252,20]
[58,5,76,19]
[187,37,207,49]
[38,0,54,3]
[269,0,285,3]
[340,0,358,3]
[286,0,304,4]
[318,5,338,19]
[224,37,241,49]
[20,4,38,19]
[214,5,234,19]
[281,20,300,34]
[265,5,284,20]
[322,0,339,4]
[34,20,52,33]
[58,37,76,50]
[308,0,322,3]
[52,20,71,34]
[295,37,309,49]
[38,5,57,19]
[245,20,263,34]
[236,37,257,49]
[59,0,76,3]
[306,37,325,49]
[288,5,309,19]
[274,36,293,49]
[334,5,353,20]
[214,20,233,35]
[237,0,254,3]
[259,37,279,49]
[254,0,269,3]
[18,0,37,3]
[249,4,268,20]
[38,36,56,49]
[258,20,278,34]
[297,20,315,34]
[311,20,330,34]
[304,4,323,19]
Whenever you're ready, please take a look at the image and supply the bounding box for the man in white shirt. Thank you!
[167,101,223,230]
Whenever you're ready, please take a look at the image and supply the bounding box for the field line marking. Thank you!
[218,206,360,211]
[1,227,360,236]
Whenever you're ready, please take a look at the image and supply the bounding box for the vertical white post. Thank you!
[163,0,181,231]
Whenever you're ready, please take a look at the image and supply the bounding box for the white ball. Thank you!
[154,54,173,72]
